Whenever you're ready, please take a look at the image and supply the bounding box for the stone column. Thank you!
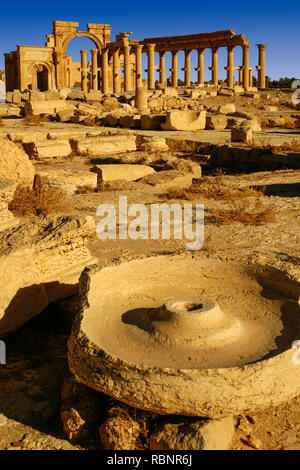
[113,48,121,94]
[256,44,267,89]
[91,49,98,91]
[183,50,192,87]
[196,48,205,86]
[242,44,250,89]
[101,49,109,94]
[124,46,132,91]
[159,51,166,86]
[211,47,219,87]
[249,68,253,87]
[226,45,234,88]
[80,50,88,92]
[238,67,243,85]
[171,51,178,87]
[135,44,143,90]
[147,43,155,90]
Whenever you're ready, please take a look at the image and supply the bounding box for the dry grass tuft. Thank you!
[208,198,276,225]
[165,170,265,202]
[9,184,73,217]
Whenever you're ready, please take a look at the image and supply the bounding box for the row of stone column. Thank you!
[80,43,266,93]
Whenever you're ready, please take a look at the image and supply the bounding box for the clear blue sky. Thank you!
[0,0,299,82]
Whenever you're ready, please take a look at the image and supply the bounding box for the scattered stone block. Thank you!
[141,114,165,130]
[161,110,206,131]
[67,90,85,101]
[23,140,72,160]
[231,128,253,145]
[0,137,35,184]
[150,416,234,450]
[206,115,228,130]
[138,136,169,152]
[75,135,137,156]
[218,103,236,115]
[91,164,155,184]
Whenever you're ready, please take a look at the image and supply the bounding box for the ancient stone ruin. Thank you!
[4,22,266,92]
[0,15,299,452]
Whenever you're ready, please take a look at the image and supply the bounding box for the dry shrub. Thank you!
[165,171,265,201]
[9,184,73,217]
[208,198,276,225]
[0,117,3,126]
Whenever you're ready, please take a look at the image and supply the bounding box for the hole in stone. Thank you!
[173,301,203,311]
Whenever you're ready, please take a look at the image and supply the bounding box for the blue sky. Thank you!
[0,0,299,82]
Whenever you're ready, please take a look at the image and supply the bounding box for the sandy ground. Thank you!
[0,110,299,449]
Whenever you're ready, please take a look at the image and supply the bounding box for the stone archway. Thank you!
[52,21,111,89]
[28,62,52,91]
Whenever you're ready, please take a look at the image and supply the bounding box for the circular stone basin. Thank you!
[68,253,300,418]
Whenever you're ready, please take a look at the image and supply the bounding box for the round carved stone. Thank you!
[68,252,300,418]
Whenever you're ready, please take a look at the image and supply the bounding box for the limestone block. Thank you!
[56,109,75,123]
[23,140,72,160]
[119,115,141,129]
[75,135,137,156]
[161,110,206,131]
[141,114,166,130]
[240,119,262,132]
[5,92,13,103]
[29,90,46,101]
[0,138,35,184]
[218,88,235,97]
[91,164,155,183]
[206,115,228,130]
[85,90,102,102]
[0,178,18,231]
[102,97,119,110]
[0,104,10,116]
[135,88,148,112]
[138,136,169,152]
[77,102,103,117]
[37,169,97,191]
[163,87,178,97]
[218,103,236,115]
[150,417,235,450]
[58,88,71,99]
[231,128,253,145]
[12,91,22,104]
[67,90,85,101]
[24,100,75,116]
[47,130,87,140]
[44,90,61,101]
[0,215,96,337]
[8,131,48,143]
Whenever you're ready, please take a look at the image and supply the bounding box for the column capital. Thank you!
[256,44,268,49]
[135,44,144,52]
[147,43,155,50]
[243,44,250,50]
[211,46,219,53]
